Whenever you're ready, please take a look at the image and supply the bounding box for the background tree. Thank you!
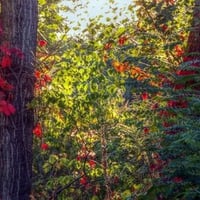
[0,1,38,200]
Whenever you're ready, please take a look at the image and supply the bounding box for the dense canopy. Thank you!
[0,0,200,199]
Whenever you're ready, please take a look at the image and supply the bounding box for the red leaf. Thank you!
[6,103,16,115]
[0,100,16,116]
[174,84,185,90]
[167,100,188,108]
[88,159,96,168]
[1,55,12,68]
[41,143,49,150]
[43,74,52,82]
[0,91,5,100]
[162,121,173,127]
[172,177,183,183]
[118,36,127,46]
[76,155,81,161]
[165,0,175,5]
[149,163,158,172]
[152,103,159,110]
[34,83,41,90]
[38,40,47,47]
[176,70,196,76]
[143,127,150,134]
[161,24,168,32]
[174,45,184,57]
[80,176,87,185]
[0,44,11,55]
[167,100,177,107]
[159,110,175,118]
[0,77,13,91]
[104,43,112,50]
[183,56,192,62]
[33,123,42,137]
[141,92,148,100]
[40,79,46,87]
[34,70,41,79]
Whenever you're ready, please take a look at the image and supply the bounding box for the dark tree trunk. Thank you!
[186,0,200,56]
[0,1,38,200]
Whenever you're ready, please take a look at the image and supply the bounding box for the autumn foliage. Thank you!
[31,0,200,199]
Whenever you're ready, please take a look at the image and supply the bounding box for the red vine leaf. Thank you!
[41,143,49,150]
[38,40,47,47]
[1,55,12,68]
[0,77,14,91]
[0,100,16,116]
[33,123,42,137]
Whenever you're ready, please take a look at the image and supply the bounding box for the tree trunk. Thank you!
[0,1,38,200]
[186,0,200,56]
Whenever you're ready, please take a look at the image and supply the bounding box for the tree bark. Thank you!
[0,1,38,200]
[186,0,200,56]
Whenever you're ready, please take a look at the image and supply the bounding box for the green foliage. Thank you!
[32,0,200,199]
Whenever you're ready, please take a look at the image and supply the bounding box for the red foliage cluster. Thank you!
[104,35,128,51]
[112,61,130,73]
[158,74,173,87]
[167,99,188,108]
[79,175,99,194]
[33,123,42,138]
[34,70,52,90]
[77,145,96,169]
[0,44,17,116]
[79,175,100,195]
[35,42,52,90]
[173,83,185,90]
[157,99,187,135]
[88,159,96,169]
[174,56,200,91]
[176,69,196,76]
[1,55,12,68]
[33,123,49,150]
[0,77,14,91]
[150,153,165,174]
[80,176,88,186]
[159,110,174,118]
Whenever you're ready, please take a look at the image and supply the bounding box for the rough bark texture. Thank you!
[186,0,200,56]
[0,1,38,200]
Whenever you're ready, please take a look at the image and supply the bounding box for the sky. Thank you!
[61,0,134,34]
